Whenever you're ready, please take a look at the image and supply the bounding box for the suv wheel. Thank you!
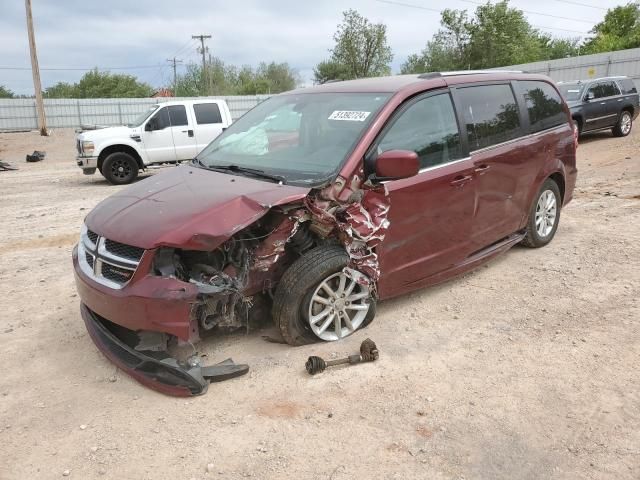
[272,245,376,346]
[102,152,139,185]
[521,178,561,248]
[613,110,632,137]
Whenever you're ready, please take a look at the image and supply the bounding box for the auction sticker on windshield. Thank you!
[328,110,371,121]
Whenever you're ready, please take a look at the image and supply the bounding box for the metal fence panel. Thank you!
[0,95,271,131]
[496,47,640,88]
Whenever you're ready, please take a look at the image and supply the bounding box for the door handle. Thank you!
[181,129,194,137]
[618,98,623,102]
[450,174,472,186]
[600,102,607,105]
[474,164,490,174]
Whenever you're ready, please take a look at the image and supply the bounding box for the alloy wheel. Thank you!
[535,190,557,238]
[307,272,370,341]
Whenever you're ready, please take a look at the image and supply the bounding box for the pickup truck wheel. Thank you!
[102,152,139,185]
[612,110,632,137]
[272,245,376,346]
[521,178,561,248]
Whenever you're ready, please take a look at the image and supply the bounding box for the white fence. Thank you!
[0,95,271,131]
[497,47,640,87]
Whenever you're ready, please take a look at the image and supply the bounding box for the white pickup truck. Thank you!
[76,99,232,184]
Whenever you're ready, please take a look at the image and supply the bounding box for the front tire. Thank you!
[272,245,376,346]
[102,152,139,185]
[612,110,632,137]
[521,178,561,248]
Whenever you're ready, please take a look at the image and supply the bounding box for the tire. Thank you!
[521,178,562,248]
[102,152,139,185]
[612,110,632,137]
[272,245,376,346]
[572,119,581,137]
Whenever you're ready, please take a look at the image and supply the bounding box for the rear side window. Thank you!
[519,81,566,133]
[377,93,463,169]
[456,84,521,150]
[194,103,223,124]
[618,79,637,94]
[168,105,188,126]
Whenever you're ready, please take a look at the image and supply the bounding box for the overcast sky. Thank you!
[0,0,626,95]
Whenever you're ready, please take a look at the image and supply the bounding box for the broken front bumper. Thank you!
[81,304,248,396]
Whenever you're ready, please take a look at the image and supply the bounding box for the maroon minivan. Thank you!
[73,71,577,395]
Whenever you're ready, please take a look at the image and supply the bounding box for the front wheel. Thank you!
[272,245,376,346]
[521,178,562,248]
[612,110,632,137]
[102,152,139,185]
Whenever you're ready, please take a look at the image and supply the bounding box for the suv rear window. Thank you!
[194,103,223,124]
[456,84,521,150]
[519,81,566,133]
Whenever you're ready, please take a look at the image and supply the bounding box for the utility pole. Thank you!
[192,34,211,95]
[166,57,183,96]
[25,0,47,136]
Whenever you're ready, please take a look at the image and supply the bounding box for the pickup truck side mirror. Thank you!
[369,149,419,182]
[145,121,155,132]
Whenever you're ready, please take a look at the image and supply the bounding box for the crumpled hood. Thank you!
[86,165,310,250]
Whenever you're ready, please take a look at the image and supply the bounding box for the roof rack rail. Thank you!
[418,69,525,79]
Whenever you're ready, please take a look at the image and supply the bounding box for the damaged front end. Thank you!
[76,171,391,396]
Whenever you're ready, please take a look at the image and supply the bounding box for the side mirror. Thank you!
[145,121,154,132]
[372,150,419,182]
[585,91,594,102]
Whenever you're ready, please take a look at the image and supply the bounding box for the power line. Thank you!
[459,0,597,24]
[547,0,607,10]
[0,64,164,71]
[373,0,590,34]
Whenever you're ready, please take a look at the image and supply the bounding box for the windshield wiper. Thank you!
[206,164,286,184]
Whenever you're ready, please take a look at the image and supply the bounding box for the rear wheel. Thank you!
[102,152,139,185]
[272,245,376,346]
[612,110,632,137]
[521,178,561,248]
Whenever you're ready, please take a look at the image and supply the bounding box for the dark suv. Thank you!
[557,76,639,137]
[74,71,577,395]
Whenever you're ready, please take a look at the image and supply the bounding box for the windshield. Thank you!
[557,83,585,102]
[128,105,159,127]
[195,92,391,185]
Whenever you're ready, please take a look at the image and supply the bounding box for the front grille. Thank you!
[105,239,144,262]
[79,226,144,289]
[85,251,95,269]
[87,229,99,245]
[101,263,134,283]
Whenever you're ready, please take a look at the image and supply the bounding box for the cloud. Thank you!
[0,0,614,95]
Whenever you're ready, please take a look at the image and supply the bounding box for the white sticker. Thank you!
[328,110,371,122]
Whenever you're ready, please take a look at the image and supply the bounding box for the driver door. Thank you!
[142,106,178,163]
[375,91,476,299]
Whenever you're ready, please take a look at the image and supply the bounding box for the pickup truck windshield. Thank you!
[128,105,159,127]
[195,92,390,185]
[557,83,585,102]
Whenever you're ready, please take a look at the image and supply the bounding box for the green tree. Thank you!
[44,69,153,98]
[402,1,582,73]
[315,9,393,82]
[0,85,14,98]
[313,60,350,84]
[583,3,640,54]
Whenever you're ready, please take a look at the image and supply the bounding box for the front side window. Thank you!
[456,84,521,151]
[196,93,390,186]
[149,107,170,130]
[168,105,188,126]
[194,103,223,124]
[376,93,463,169]
[519,81,566,133]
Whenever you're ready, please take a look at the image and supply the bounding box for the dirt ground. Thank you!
[0,126,638,480]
